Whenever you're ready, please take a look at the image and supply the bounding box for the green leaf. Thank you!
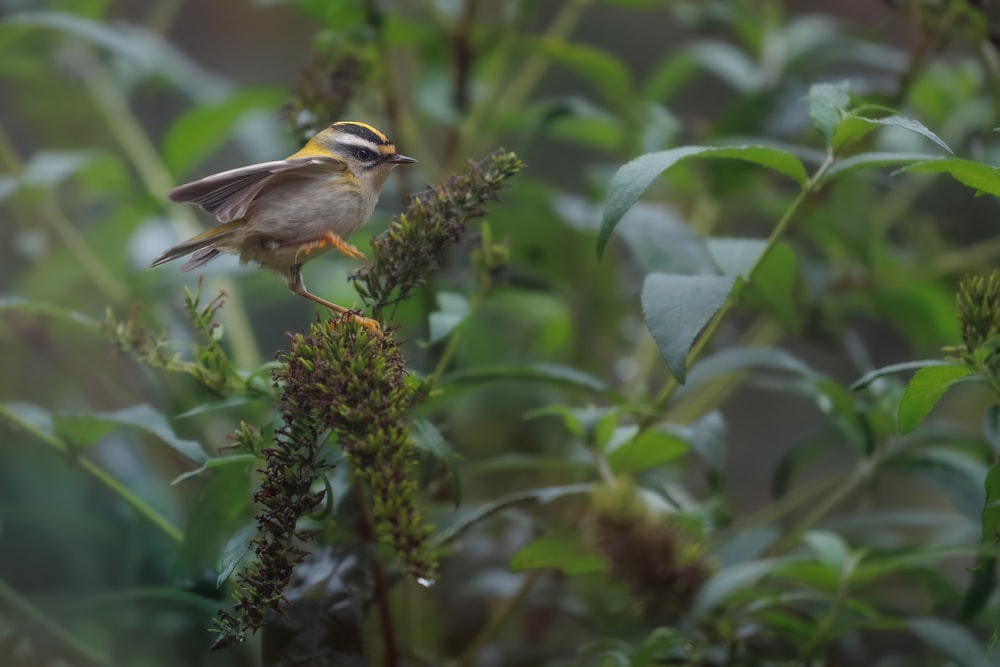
[427,292,470,344]
[174,465,253,583]
[163,88,285,175]
[902,158,1000,197]
[216,521,258,588]
[706,238,765,279]
[808,81,851,140]
[411,418,462,507]
[692,558,788,617]
[171,453,258,485]
[606,427,689,474]
[832,114,952,155]
[898,364,975,433]
[598,145,807,257]
[0,297,101,330]
[907,617,994,667]
[894,447,988,519]
[687,346,817,387]
[851,359,955,391]
[802,531,850,571]
[54,404,207,463]
[432,484,592,548]
[510,532,605,575]
[962,461,1000,620]
[741,242,800,330]
[442,362,611,395]
[532,39,632,106]
[824,152,944,181]
[641,273,736,384]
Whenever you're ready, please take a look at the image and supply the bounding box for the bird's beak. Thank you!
[387,153,417,165]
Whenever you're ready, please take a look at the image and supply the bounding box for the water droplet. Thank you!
[416,576,436,588]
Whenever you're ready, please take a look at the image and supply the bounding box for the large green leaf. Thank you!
[532,39,632,106]
[598,146,807,257]
[54,404,207,464]
[605,427,689,474]
[510,532,605,575]
[907,617,994,667]
[831,115,952,154]
[641,273,736,384]
[902,158,1000,197]
[163,88,285,175]
[824,152,944,181]
[898,364,975,433]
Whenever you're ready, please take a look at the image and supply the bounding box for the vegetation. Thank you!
[4,1,1000,665]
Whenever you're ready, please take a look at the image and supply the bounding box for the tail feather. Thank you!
[151,220,244,269]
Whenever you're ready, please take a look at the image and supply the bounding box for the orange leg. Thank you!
[293,230,367,264]
[286,265,381,332]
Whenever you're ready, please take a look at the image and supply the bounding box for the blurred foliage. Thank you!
[8,0,1000,665]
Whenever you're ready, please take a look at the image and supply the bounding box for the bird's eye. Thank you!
[356,148,374,161]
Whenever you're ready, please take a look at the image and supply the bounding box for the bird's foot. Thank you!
[292,231,366,264]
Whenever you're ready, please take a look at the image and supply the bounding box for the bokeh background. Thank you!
[4,0,1000,665]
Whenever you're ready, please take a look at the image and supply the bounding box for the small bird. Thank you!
[152,121,416,329]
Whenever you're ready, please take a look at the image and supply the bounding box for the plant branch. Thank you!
[77,47,261,367]
[452,569,542,667]
[0,404,183,543]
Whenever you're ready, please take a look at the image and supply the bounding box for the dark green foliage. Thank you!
[10,1,1000,666]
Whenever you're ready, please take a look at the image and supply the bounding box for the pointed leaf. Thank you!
[898,364,975,433]
[833,114,953,155]
[809,81,851,140]
[217,521,259,588]
[825,152,944,181]
[907,617,993,667]
[427,292,470,344]
[510,532,605,575]
[641,273,736,384]
[902,158,1000,197]
[606,427,688,474]
[598,146,807,257]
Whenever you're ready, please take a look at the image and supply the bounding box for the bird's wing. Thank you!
[168,155,348,223]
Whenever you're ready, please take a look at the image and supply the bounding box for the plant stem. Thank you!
[78,48,262,367]
[355,483,399,667]
[0,577,113,667]
[0,125,128,305]
[459,0,592,160]
[645,150,835,419]
[0,404,183,543]
[452,569,542,667]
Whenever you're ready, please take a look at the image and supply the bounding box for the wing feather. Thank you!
[168,155,348,223]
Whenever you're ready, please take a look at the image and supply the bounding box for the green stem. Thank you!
[459,0,592,160]
[451,569,542,667]
[0,126,128,304]
[0,577,113,667]
[766,451,884,556]
[0,404,183,543]
[79,49,262,367]
[646,150,835,418]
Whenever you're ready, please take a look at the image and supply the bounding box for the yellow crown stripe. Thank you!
[332,121,390,144]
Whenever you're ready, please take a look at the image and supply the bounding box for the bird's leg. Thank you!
[286,264,381,332]
[292,230,367,264]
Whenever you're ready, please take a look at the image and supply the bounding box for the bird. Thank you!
[151,121,416,330]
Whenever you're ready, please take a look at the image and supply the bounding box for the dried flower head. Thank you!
[589,484,715,623]
[352,149,525,319]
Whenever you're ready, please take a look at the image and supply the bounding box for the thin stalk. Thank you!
[646,151,835,418]
[355,483,399,667]
[451,569,542,667]
[0,126,128,304]
[0,404,183,543]
[0,577,113,667]
[79,49,262,367]
[459,0,592,160]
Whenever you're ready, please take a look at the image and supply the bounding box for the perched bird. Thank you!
[152,121,416,329]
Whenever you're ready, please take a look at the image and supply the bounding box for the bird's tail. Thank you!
[151,220,244,271]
